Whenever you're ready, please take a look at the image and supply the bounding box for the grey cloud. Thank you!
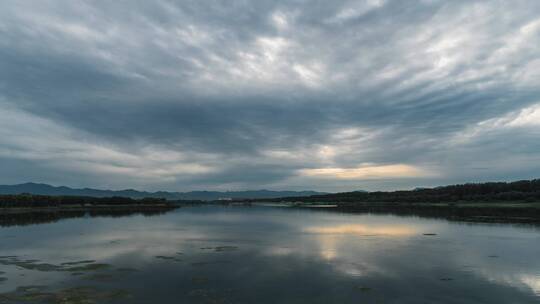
[1,0,539,191]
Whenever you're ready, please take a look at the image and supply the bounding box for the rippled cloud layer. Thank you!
[1,0,539,191]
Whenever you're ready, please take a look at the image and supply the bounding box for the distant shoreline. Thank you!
[285,202,540,224]
[228,201,540,224]
[0,204,179,214]
[1,201,539,226]
[2,180,540,225]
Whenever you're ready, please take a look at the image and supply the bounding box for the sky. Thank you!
[1,0,539,192]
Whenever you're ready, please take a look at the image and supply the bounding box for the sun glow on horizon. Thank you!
[298,164,431,180]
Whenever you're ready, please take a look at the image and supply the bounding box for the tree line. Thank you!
[269,179,540,203]
[0,194,172,208]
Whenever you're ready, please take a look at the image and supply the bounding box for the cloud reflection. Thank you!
[1,208,539,303]
[521,275,540,296]
[304,224,416,236]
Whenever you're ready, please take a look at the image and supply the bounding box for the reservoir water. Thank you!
[0,206,539,303]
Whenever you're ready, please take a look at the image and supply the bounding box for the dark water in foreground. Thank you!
[0,206,539,304]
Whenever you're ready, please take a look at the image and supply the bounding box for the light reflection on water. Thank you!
[304,223,417,236]
[0,206,539,303]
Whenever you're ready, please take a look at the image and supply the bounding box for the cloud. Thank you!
[298,164,431,180]
[0,0,539,191]
[0,103,218,189]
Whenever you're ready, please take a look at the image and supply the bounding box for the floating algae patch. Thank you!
[155,256,182,262]
[21,260,40,263]
[200,246,239,252]
[61,260,96,266]
[440,277,454,281]
[0,258,61,272]
[54,287,132,304]
[215,246,238,252]
[356,286,373,292]
[0,256,110,274]
[191,260,231,267]
[23,264,60,272]
[64,263,111,272]
[0,285,52,303]
[0,285,131,304]
[15,286,48,293]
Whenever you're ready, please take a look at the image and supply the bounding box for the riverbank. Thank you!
[2,195,540,225]
[0,205,179,227]
[285,201,540,224]
[0,203,179,214]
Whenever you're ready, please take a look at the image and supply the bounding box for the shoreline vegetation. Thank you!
[0,194,188,208]
[296,202,540,224]
[1,179,540,224]
[243,179,540,224]
[0,194,188,227]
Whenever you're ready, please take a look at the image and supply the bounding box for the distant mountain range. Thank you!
[0,183,326,201]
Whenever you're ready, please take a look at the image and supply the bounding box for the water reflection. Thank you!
[304,223,417,236]
[0,206,538,303]
[0,208,173,227]
[521,275,540,296]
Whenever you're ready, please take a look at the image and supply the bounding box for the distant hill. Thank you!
[0,183,326,201]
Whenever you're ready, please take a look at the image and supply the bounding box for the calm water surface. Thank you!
[0,206,539,303]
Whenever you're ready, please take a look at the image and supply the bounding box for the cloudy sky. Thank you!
[1,0,539,192]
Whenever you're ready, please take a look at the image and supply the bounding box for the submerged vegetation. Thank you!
[0,285,131,304]
[0,256,111,273]
[0,256,136,303]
